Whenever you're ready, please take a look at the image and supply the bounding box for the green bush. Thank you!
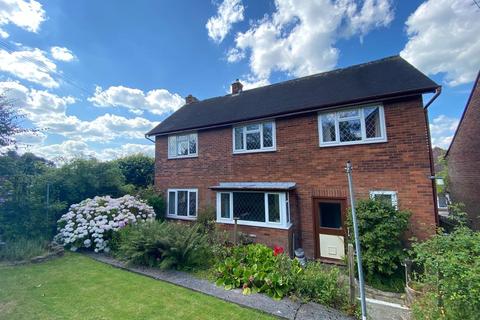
[114,221,211,270]
[0,238,48,262]
[347,199,410,277]
[411,227,480,319]
[214,244,302,300]
[136,186,165,219]
[293,262,348,308]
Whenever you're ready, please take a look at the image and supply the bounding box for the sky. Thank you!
[0,0,479,161]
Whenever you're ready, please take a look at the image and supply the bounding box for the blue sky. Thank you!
[0,0,479,160]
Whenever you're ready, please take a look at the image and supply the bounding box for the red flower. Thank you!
[273,246,284,256]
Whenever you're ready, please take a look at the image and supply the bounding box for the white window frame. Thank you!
[232,121,276,154]
[215,191,291,229]
[370,190,398,209]
[318,105,387,147]
[168,133,198,159]
[167,188,198,220]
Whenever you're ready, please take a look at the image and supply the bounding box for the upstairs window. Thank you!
[233,121,276,153]
[168,133,197,159]
[370,190,398,209]
[319,105,386,147]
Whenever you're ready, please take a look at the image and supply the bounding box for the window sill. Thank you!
[166,215,197,221]
[168,155,198,160]
[319,138,387,148]
[233,148,276,155]
[216,220,292,230]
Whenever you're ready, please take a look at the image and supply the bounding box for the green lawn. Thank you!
[0,253,273,320]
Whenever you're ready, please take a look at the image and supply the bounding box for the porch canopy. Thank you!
[210,182,296,191]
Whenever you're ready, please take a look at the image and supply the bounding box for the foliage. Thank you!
[445,202,469,227]
[196,206,217,232]
[434,147,449,194]
[0,238,48,262]
[411,227,480,319]
[0,254,274,320]
[115,154,154,188]
[136,186,165,219]
[292,262,348,308]
[0,94,34,148]
[214,244,302,300]
[347,199,410,277]
[55,195,155,253]
[114,221,211,270]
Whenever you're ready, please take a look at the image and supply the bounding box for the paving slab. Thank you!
[84,253,353,320]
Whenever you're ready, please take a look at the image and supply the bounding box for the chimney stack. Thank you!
[185,94,199,104]
[231,79,243,94]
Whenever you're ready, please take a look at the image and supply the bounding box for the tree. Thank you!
[115,153,154,188]
[0,94,29,148]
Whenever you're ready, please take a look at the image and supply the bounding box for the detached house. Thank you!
[147,56,440,261]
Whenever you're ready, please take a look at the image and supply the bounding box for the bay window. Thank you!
[168,133,198,159]
[216,191,290,228]
[167,189,198,219]
[319,105,386,146]
[233,121,276,153]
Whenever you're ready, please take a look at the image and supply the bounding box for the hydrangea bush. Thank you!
[55,195,155,253]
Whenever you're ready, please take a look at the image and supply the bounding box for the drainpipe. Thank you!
[423,87,442,226]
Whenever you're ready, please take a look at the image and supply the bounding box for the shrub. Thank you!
[114,221,211,270]
[411,227,480,319]
[293,262,348,308]
[196,206,216,231]
[0,238,48,262]
[136,186,165,219]
[214,244,302,300]
[55,195,155,253]
[347,199,410,277]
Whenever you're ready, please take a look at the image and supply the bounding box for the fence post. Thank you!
[348,243,356,305]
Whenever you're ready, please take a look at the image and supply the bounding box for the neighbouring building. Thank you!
[446,71,480,230]
[147,56,440,261]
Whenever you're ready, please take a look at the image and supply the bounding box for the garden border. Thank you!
[0,244,64,267]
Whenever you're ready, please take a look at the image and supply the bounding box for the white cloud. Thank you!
[88,85,184,115]
[95,143,155,161]
[50,46,76,62]
[0,0,46,38]
[430,115,459,149]
[0,48,59,88]
[235,76,270,91]
[206,0,244,43]
[229,0,393,79]
[400,0,480,86]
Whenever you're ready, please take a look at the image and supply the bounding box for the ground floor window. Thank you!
[167,189,198,219]
[216,191,291,228]
[370,190,398,209]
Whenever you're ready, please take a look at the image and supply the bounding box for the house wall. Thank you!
[447,76,480,230]
[154,95,437,258]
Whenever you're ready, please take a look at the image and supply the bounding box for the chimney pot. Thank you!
[185,94,199,104]
[231,79,243,94]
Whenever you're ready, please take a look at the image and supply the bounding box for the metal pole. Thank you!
[345,161,367,320]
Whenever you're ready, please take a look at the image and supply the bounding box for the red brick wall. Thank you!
[448,76,480,229]
[154,96,436,258]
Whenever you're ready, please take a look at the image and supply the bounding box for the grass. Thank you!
[0,238,48,262]
[0,253,274,320]
[365,270,405,293]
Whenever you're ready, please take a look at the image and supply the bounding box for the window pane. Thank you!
[233,192,265,222]
[220,193,230,218]
[246,132,261,150]
[321,114,336,142]
[177,135,189,156]
[189,134,197,154]
[319,202,342,229]
[262,122,273,147]
[365,107,381,138]
[373,194,393,207]
[339,119,361,142]
[188,191,196,216]
[177,191,188,216]
[268,194,280,223]
[246,124,260,131]
[339,109,359,118]
[168,191,176,215]
[234,127,244,150]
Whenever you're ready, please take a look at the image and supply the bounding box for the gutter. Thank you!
[145,134,155,143]
[423,87,442,226]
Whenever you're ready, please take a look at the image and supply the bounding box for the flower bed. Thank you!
[55,195,155,253]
